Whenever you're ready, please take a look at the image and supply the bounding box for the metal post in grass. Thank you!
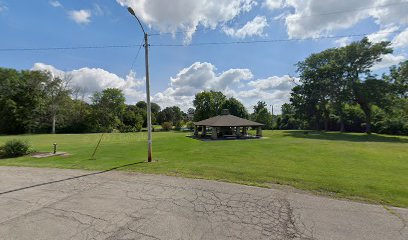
[128,7,153,162]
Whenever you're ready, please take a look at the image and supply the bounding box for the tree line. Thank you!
[1,37,406,135]
[277,38,408,135]
[0,68,192,134]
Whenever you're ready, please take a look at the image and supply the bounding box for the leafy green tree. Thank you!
[91,88,126,132]
[251,101,272,129]
[221,97,249,119]
[157,106,183,125]
[341,37,392,133]
[193,91,226,121]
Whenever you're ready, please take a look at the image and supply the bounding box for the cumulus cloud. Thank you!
[248,75,295,91]
[223,16,269,39]
[152,62,295,113]
[0,2,8,12]
[31,63,144,103]
[392,28,408,48]
[153,62,254,109]
[170,62,253,92]
[69,9,92,24]
[263,0,285,10]
[116,0,257,43]
[273,0,408,39]
[367,25,399,43]
[371,54,406,71]
[49,1,62,8]
[334,37,352,47]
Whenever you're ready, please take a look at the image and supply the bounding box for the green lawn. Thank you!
[0,130,407,207]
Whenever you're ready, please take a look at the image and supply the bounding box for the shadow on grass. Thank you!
[282,130,408,143]
[0,161,146,196]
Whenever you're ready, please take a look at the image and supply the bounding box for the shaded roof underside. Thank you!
[194,115,264,127]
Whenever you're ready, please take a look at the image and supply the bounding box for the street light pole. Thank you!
[128,7,152,162]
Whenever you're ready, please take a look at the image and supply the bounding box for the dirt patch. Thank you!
[31,152,70,158]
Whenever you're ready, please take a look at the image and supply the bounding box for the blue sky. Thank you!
[1,0,408,112]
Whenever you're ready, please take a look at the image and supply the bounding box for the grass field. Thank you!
[0,130,407,207]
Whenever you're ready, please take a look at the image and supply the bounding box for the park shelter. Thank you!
[193,110,264,140]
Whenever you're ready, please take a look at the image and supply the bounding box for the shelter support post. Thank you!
[212,127,218,140]
[256,127,262,137]
[194,126,198,136]
[235,127,241,138]
[243,127,247,136]
[202,125,207,137]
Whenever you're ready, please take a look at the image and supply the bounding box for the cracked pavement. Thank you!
[0,167,407,240]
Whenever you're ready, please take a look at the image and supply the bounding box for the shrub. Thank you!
[1,139,31,158]
[174,121,183,131]
[186,121,195,130]
[161,122,173,131]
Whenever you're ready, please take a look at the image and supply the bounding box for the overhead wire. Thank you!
[0,30,402,52]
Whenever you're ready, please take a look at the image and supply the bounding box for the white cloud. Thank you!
[392,28,408,48]
[367,25,399,43]
[276,0,408,39]
[154,62,254,110]
[371,54,406,70]
[223,16,269,39]
[248,75,295,91]
[31,63,145,103]
[69,9,92,24]
[116,0,257,43]
[0,2,8,12]
[152,62,295,113]
[49,1,62,8]
[170,62,253,93]
[263,0,285,10]
[334,37,352,47]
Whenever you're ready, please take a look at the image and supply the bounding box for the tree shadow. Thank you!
[282,130,408,143]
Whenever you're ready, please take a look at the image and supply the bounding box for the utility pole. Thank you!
[128,7,152,162]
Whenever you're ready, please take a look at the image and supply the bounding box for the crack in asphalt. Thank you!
[1,170,316,239]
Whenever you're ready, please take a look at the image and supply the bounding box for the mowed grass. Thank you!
[0,130,407,207]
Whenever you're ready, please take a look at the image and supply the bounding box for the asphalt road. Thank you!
[0,166,406,240]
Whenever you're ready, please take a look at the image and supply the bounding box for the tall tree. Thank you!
[221,97,249,119]
[341,37,392,133]
[193,91,226,121]
[91,88,126,132]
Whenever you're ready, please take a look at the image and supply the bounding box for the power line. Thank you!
[150,31,403,47]
[148,1,408,36]
[0,44,142,52]
[0,30,402,52]
[130,38,145,71]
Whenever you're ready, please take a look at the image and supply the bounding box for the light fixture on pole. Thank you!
[128,7,152,162]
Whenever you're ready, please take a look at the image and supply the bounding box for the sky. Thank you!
[1,0,408,113]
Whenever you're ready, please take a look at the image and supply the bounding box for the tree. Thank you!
[193,91,226,121]
[157,106,182,125]
[385,60,408,98]
[44,73,72,134]
[251,101,272,129]
[353,78,390,133]
[91,88,126,132]
[221,97,248,119]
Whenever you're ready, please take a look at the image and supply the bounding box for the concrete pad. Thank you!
[0,166,406,240]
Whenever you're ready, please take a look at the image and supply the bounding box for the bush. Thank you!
[174,121,183,131]
[161,122,173,131]
[1,139,31,158]
[186,121,195,130]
